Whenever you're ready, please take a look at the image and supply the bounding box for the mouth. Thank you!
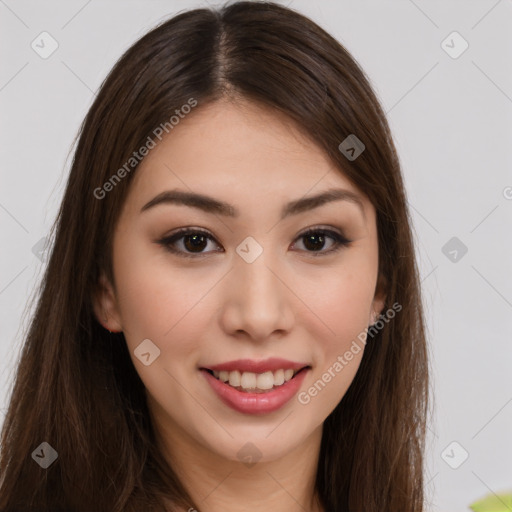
[200,366,311,394]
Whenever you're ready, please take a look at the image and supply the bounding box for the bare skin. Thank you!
[94,97,385,512]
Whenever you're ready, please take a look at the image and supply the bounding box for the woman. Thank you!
[0,1,429,511]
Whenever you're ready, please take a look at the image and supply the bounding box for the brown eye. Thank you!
[158,228,222,258]
[302,232,328,251]
[157,226,351,259]
[293,228,351,256]
[182,233,208,252]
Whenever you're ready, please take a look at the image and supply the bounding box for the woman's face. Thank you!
[95,98,385,465]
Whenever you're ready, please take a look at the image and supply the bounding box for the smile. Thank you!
[204,368,307,393]
[200,363,311,414]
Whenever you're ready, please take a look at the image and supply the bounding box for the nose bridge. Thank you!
[220,242,294,339]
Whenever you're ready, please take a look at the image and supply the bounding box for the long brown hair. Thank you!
[0,2,429,510]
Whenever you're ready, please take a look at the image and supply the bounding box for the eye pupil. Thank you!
[303,233,325,251]
[184,234,207,252]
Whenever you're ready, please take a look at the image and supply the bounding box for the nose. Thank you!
[219,251,295,342]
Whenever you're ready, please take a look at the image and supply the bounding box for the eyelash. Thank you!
[157,226,352,259]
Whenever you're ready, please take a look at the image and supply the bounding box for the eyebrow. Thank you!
[140,187,366,221]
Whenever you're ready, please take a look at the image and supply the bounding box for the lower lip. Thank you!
[201,368,309,415]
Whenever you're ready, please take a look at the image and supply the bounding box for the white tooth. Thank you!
[213,370,220,379]
[273,369,285,386]
[284,369,294,381]
[218,368,297,390]
[256,371,275,390]
[228,370,241,387]
[240,371,257,389]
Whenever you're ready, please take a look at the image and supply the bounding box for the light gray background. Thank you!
[1,1,511,510]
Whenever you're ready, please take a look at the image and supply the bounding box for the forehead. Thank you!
[122,98,373,219]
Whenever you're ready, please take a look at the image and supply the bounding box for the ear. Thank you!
[92,271,123,332]
[370,271,387,324]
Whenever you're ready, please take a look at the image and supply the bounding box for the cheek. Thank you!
[300,256,377,347]
[112,242,221,362]
[294,256,376,408]
[298,279,369,414]
[112,258,214,410]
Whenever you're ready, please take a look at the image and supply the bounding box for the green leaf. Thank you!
[469,492,512,512]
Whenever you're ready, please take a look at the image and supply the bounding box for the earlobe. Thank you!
[92,272,123,333]
[370,272,387,325]
[370,298,386,325]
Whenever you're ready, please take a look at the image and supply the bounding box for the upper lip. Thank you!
[201,358,310,373]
